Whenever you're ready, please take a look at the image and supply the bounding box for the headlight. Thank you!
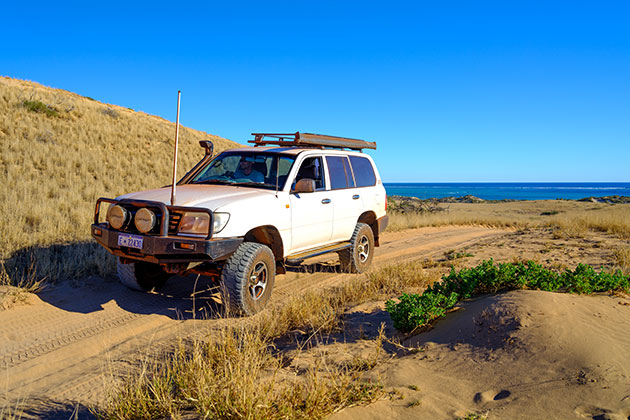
[107,205,128,230]
[178,212,211,236]
[134,208,156,233]
[178,212,230,236]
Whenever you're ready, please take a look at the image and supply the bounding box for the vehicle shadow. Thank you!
[6,241,343,320]
[11,398,97,420]
[1,241,225,319]
[271,305,404,360]
[34,272,224,320]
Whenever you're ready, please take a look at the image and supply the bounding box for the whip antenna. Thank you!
[170,91,181,206]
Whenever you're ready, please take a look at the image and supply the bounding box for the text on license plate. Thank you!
[118,234,144,249]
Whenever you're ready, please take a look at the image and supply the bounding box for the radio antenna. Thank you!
[170,91,181,206]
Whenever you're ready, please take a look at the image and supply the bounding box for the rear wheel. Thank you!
[220,242,275,316]
[338,223,374,273]
[117,259,170,291]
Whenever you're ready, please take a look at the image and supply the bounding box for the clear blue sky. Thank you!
[2,1,629,182]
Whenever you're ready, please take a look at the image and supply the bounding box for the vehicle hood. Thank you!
[117,185,275,210]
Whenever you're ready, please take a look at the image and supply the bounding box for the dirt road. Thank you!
[0,226,508,415]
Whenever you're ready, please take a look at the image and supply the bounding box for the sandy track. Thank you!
[0,226,507,412]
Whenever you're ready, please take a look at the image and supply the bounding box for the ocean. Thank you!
[383,183,630,201]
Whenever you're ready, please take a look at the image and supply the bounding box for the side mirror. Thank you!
[199,140,214,156]
[293,178,316,193]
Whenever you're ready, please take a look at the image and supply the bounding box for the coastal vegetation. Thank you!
[386,259,629,332]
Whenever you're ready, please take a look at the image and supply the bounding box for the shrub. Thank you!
[101,107,119,119]
[21,100,59,117]
[386,260,629,332]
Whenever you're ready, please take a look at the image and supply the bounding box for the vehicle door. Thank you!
[288,155,333,253]
[325,155,363,242]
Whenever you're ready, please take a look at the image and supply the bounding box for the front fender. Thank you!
[213,192,292,253]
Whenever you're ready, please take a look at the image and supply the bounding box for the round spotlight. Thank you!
[134,208,156,233]
[107,205,128,230]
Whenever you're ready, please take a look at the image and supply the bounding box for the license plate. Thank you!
[117,234,144,249]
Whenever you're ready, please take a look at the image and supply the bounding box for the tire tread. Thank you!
[221,242,275,315]
[338,223,374,273]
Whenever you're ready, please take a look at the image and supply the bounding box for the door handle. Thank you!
[321,198,331,204]
[352,194,360,200]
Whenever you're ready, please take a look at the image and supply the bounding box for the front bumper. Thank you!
[91,224,243,264]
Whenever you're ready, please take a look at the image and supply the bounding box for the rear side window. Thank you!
[349,156,376,187]
[326,156,353,190]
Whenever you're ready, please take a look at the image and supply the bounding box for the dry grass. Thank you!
[0,77,240,285]
[260,260,439,338]
[101,261,439,419]
[388,201,630,239]
[0,260,42,310]
[614,246,630,275]
[103,326,383,420]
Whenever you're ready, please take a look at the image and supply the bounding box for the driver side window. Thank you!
[293,157,326,191]
[200,155,240,179]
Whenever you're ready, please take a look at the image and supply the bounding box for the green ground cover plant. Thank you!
[386,259,630,332]
[21,99,59,117]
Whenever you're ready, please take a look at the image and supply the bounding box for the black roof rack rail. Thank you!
[248,132,376,151]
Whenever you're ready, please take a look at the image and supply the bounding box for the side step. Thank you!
[286,242,351,265]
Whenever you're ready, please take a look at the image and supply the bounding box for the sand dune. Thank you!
[333,290,630,420]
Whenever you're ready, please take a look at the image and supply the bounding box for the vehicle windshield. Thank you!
[189,152,296,190]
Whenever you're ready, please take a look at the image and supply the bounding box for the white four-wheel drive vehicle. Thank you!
[91,132,388,315]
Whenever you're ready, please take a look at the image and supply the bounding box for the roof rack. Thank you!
[248,132,376,151]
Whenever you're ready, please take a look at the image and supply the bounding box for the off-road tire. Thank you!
[220,242,275,316]
[117,259,169,292]
[338,223,374,273]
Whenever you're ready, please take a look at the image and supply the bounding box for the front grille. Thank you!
[168,212,183,235]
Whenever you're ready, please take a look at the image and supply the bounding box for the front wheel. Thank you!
[220,242,276,316]
[338,223,374,273]
[117,259,170,291]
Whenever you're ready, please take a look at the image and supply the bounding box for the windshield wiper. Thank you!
[192,179,234,185]
[231,181,267,187]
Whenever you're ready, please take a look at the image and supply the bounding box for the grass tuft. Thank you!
[457,414,487,420]
[0,260,42,310]
[614,245,630,275]
[101,107,119,119]
[445,250,474,260]
[407,398,421,407]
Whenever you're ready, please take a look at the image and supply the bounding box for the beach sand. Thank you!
[331,290,630,420]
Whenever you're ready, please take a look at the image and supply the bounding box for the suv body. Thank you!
[91,132,388,314]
